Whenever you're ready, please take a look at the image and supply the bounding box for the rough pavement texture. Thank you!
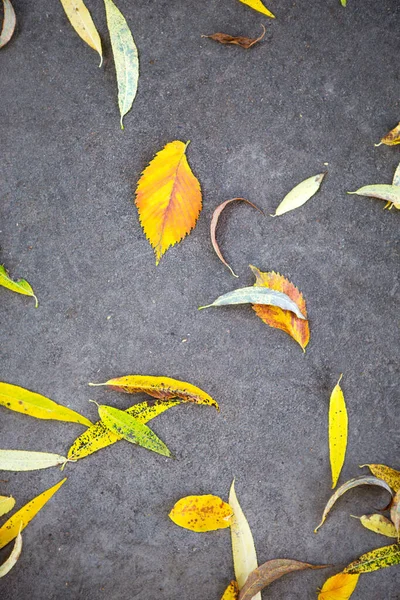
[1,0,399,598]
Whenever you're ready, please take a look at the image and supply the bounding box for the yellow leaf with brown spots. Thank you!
[375,122,400,146]
[169,495,233,532]
[221,580,239,599]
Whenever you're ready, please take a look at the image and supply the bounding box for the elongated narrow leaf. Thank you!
[318,572,359,600]
[239,559,326,600]
[221,581,239,600]
[0,265,37,307]
[0,478,66,550]
[375,122,400,147]
[352,514,397,538]
[0,0,16,49]
[135,140,202,264]
[271,173,325,216]
[238,0,275,18]
[361,464,400,493]
[393,163,400,187]
[59,0,102,65]
[169,495,233,532]
[89,375,218,409]
[390,490,400,537]
[329,375,347,489]
[315,476,393,533]
[0,450,67,472]
[344,543,400,574]
[104,0,138,128]
[95,403,171,457]
[348,185,400,210]
[250,265,309,350]
[210,198,263,277]
[229,480,260,595]
[200,286,306,320]
[0,496,15,517]
[202,26,266,50]
[0,382,92,427]
[0,530,22,578]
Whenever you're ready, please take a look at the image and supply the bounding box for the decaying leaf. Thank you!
[329,374,348,489]
[199,286,306,319]
[135,141,202,264]
[89,375,218,409]
[0,0,16,49]
[0,450,68,472]
[361,464,400,493]
[169,495,233,532]
[202,25,266,50]
[375,122,400,147]
[315,476,393,533]
[0,381,92,427]
[318,572,359,600]
[59,0,102,66]
[250,265,309,350]
[0,478,66,550]
[0,265,38,307]
[390,489,400,538]
[92,402,172,457]
[221,581,239,600]
[0,496,15,517]
[104,0,139,128]
[0,529,22,578]
[229,481,260,595]
[344,543,400,574]
[392,163,400,187]
[238,0,275,19]
[348,185,400,210]
[210,198,263,277]
[271,173,325,217]
[352,514,397,539]
[239,559,326,600]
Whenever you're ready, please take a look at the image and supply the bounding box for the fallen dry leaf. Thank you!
[0,0,16,49]
[318,572,359,600]
[238,0,275,18]
[390,489,400,539]
[361,464,400,493]
[348,184,400,210]
[0,265,37,307]
[0,450,68,472]
[375,122,400,147]
[202,25,266,50]
[0,528,22,578]
[271,173,325,217]
[329,374,348,489]
[221,581,239,600]
[344,543,400,574]
[59,0,102,65]
[352,514,397,539]
[169,495,233,532]
[0,495,15,517]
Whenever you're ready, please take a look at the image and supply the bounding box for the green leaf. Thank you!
[271,173,325,217]
[344,544,400,574]
[0,265,38,307]
[340,0,347,6]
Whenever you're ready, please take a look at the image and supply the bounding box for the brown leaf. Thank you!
[202,25,266,49]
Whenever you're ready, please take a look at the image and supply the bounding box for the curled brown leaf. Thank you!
[202,25,266,50]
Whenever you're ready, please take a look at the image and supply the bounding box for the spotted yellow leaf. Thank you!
[169,495,233,532]
[221,580,239,600]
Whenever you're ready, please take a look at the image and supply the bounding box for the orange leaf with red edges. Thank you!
[135,140,202,265]
[250,265,309,351]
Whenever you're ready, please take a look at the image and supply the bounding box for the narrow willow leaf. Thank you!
[202,26,266,50]
[344,543,400,574]
[229,480,260,595]
[104,0,139,128]
[271,173,325,216]
[0,478,66,550]
[390,490,400,538]
[89,375,218,409]
[361,464,400,492]
[210,198,263,277]
[59,0,102,66]
[375,122,400,147]
[0,496,15,517]
[318,572,359,600]
[199,286,306,320]
[314,476,393,533]
[329,374,348,489]
[348,185,400,210]
[392,163,400,187]
[239,559,326,600]
[0,0,16,49]
[0,382,92,427]
[94,402,172,457]
[0,450,68,472]
[221,581,239,600]
[169,495,233,532]
[340,0,347,6]
[0,529,22,578]
[0,265,38,307]
[238,0,275,19]
[352,514,397,538]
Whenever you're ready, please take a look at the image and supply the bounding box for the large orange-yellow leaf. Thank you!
[221,581,239,600]
[169,495,233,532]
[318,572,360,599]
[135,140,202,264]
[250,265,309,350]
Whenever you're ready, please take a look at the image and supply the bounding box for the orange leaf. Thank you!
[135,140,202,264]
[250,265,309,350]
[318,572,360,599]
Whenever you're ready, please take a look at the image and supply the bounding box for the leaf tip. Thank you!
[33,295,39,308]
[374,142,383,147]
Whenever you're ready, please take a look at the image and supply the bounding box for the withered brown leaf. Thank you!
[202,25,266,49]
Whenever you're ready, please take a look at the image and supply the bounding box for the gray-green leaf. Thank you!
[0,450,68,472]
[348,184,400,209]
[271,173,325,217]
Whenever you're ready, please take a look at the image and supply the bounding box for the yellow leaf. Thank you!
[0,529,22,578]
[0,265,38,307]
[329,374,348,489]
[318,572,359,599]
[238,0,275,19]
[344,543,400,574]
[353,514,397,538]
[0,496,15,517]
[59,0,102,66]
[361,464,400,492]
[221,580,239,600]
[229,480,260,597]
[0,450,68,472]
[0,381,92,427]
[169,495,233,532]
[375,122,400,146]
[0,478,66,550]
[135,141,202,265]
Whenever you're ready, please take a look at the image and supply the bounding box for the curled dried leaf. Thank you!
[202,25,266,50]
[169,495,233,532]
[375,122,400,147]
[0,0,16,49]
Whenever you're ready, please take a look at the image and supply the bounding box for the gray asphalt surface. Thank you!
[1,0,399,598]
